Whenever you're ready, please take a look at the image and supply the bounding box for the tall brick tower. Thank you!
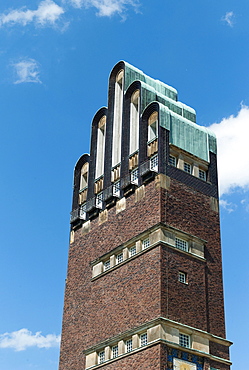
[59,61,232,370]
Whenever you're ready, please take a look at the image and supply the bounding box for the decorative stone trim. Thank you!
[91,224,206,279]
[84,317,232,369]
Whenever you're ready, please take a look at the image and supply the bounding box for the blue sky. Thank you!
[0,1,248,369]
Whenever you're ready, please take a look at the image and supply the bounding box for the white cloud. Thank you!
[209,105,249,196]
[0,328,60,351]
[0,0,64,27]
[219,199,236,213]
[222,11,235,27]
[67,0,139,17]
[12,58,42,84]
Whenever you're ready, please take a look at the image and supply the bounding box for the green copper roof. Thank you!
[158,103,216,162]
[116,61,217,162]
[123,61,178,101]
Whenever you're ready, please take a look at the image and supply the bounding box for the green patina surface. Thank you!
[121,61,216,162]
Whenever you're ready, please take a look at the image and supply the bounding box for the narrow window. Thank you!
[113,180,120,197]
[140,333,148,347]
[178,271,187,284]
[129,90,140,155]
[95,116,106,179]
[96,192,103,209]
[142,238,150,249]
[98,350,105,364]
[112,345,118,358]
[199,168,206,180]
[175,238,188,252]
[126,339,133,353]
[129,245,136,257]
[131,167,139,185]
[148,111,158,142]
[179,333,190,348]
[184,162,191,174]
[116,252,123,264]
[80,162,89,190]
[150,154,158,172]
[104,260,110,271]
[79,203,86,220]
[112,70,124,167]
[169,155,176,167]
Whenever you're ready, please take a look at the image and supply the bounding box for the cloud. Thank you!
[222,11,235,27]
[12,58,42,84]
[0,329,61,351]
[209,105,249,196]
[0,0,64,28]
[219,199,236,213]
[67,0,139,17]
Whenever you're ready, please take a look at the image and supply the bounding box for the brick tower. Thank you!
[59,61,232,370]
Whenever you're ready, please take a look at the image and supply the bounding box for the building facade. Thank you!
[59,61,232,370]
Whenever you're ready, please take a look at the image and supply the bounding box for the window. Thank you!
[98,350,105,364]
[116,253,123,264]
[150,154,158,172]
[96,192,103,209]
[184,162,192,174]
[112,345,118,359]
[112,70,124,167]
[148,111,158,142]
[175,238,188,252]
[142,238,150,249]
[129,245,136,257]
[179,333,190,348]
[131,167,139,185]
[95,116,106,179]
[113,180,120,197]
[79,203,86,220]
[126,339,133,353]
[178,271,187,284]
[140,333,147,347]
[80,162,89,190]
[169,155,176,167]
[130,90,140,154]
[199,169,206,180]
[104,260,110,271]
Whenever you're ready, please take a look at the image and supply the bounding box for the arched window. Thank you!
[129,90,140,155]
[148,111,158,142]
[95,116,106,179]
[112,70,124,167]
